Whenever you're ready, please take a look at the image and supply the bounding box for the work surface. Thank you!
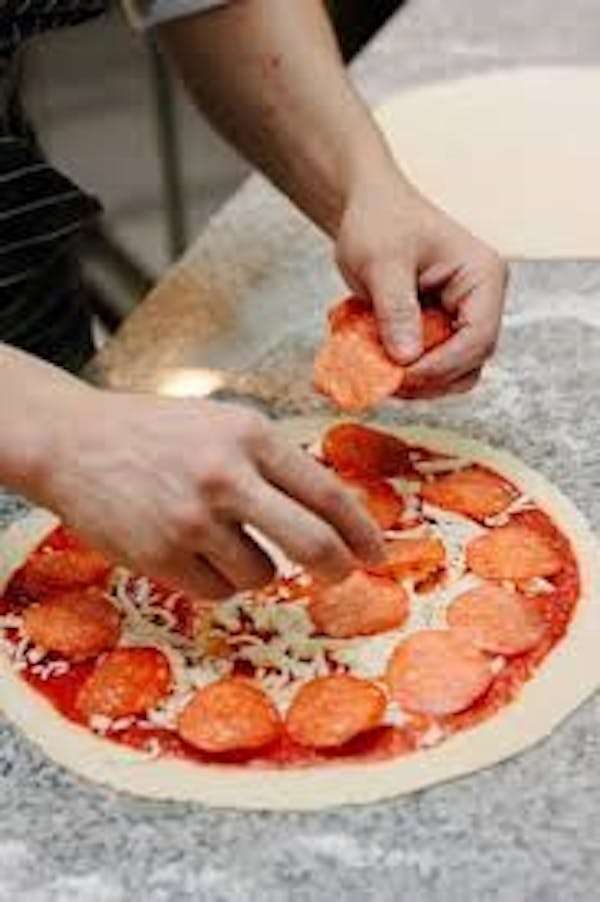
[2,0,600,899]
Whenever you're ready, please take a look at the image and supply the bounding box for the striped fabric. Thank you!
[0,1,108,370]
[0,0,108,55]
[0,0,228,370]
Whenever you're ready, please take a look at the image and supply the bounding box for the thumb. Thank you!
[367,262,423,364]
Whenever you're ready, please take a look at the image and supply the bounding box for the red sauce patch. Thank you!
[24,661,94,724]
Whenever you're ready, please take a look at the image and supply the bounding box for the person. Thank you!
[1,0,507,599]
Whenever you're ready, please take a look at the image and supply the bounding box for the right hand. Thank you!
[41,391,384,599]
[335,167,508,398]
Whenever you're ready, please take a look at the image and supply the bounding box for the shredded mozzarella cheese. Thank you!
[0,449,539,737]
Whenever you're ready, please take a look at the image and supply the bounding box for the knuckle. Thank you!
[357,251,381,281]
[197,459,235,501]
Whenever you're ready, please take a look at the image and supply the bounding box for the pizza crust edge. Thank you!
[0,418,598,810]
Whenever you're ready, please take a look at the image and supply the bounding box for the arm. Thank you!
[159,0,507,393]
[0,343,382,595]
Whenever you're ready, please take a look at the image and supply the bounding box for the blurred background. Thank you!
[22,1,402,329]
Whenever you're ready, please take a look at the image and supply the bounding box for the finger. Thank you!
[403,302,495,389]
[237,476,358,583]
[406,247,505,388]
[255,435,384,566]
[366,260,423,364]
[155,553,236,601]
[447,370,482,395]
[200,521,276,591]
[418,261,459,295]
[399,368,482,400]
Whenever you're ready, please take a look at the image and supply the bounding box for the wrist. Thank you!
[331,136,416,235]
[6,377,96,507]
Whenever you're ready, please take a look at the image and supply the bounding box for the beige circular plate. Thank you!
[377,66,600,258]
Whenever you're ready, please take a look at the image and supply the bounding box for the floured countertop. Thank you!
[2,0,600,899]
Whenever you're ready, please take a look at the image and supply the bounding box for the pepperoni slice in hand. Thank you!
[286,674,386,748]
[345,478,405,530]
[466,524,564,580]
[421,307,454,351]
[177,679,281,753]
[380,537,446,582]
[309,570,409,638]
[17,549,111,597]
[421,466,516,521]
[321,422,410,479]
[329,298,453,352]
[22,588,121,661]
[76,647,172,720]
[314,327,404,412]
[447,584,546,656]
[327,296,372,331]
[386,630,493,716]
[315,297,454,411]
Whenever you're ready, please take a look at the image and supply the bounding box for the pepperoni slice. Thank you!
[22,587,121,661]
[76,647,172,720]
[421,466,516,521]
[17,549,111,597]
[328,296,372,332]
[447,584,546,656]
[345,478,405,529]
[421,306,454,351]
[380,537,446,582]
[466,524,564,580]
[361,482,405,530]
[177,679,281,753]
[321,423,410,479]
[286,674,386,748]
[387,630,493,715]
[314,328,403,412]
[309,570,409,638]
[316,299,453,411]
[329,298,453,352]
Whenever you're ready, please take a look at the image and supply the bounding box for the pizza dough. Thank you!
[376,66,600,258]
[0,420,599,810]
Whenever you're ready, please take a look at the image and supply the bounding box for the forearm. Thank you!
[0,344,89,502]
[159,0,399,235]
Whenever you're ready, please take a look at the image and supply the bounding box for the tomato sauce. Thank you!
[24,661,94,724]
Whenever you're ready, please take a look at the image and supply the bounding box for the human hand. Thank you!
[335,167,508,398]
[42,392,384,599]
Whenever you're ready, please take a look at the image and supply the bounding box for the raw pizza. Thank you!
[0,419,598,809]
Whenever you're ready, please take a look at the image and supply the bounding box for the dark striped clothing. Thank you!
[0,1,108,371]
[0,0,227,370]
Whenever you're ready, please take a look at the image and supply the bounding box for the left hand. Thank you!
[335,167,508,398]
